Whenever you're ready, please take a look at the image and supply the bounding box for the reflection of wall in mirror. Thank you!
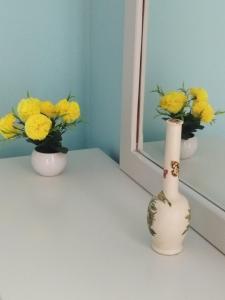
[143,0,225,142]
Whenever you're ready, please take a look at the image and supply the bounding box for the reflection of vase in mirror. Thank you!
[147,119,190,255]
[180,136,198,159]
[140,0,225,215]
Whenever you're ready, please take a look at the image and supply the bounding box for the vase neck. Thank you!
[162,119,182,200]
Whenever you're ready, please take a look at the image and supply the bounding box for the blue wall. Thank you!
[144,0,225,142]
[86,0,124,161]
[0,0,89,157]
[0,0,125,160]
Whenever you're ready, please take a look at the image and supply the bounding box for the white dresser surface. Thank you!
[0,149,224,300]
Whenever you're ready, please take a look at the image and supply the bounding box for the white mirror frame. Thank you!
[120,0,225,253]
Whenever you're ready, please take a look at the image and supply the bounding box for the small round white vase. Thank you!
[31,149,67,177]
[180,136,198,160]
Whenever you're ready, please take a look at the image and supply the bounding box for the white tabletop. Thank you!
[0,149,224,300]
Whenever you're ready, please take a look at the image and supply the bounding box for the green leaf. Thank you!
[215,110,225,116]
[67,93,76,101]
[151,85,165,96]
[150,228,156,236]
[56,146,68,153]
[181,114,205,139]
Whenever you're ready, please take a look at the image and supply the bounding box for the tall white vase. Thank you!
[147,119,191,255]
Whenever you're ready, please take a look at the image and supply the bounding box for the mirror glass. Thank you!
[139,0,225,210]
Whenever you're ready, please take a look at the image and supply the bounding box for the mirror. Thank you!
[138,0,225,211]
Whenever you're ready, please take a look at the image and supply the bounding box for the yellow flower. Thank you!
[56,99,80,123]
[159,91,187,114]
[17,97,41,122]
[190,88,208,102]
[25,114,52,141]
[0,113,18,139]
[64,101,80,123]
[201,104,215,123]
[40,101,56,118]
[192,100,208,118]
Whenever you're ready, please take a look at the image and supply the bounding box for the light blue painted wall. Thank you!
[0,0,89,158]
[0,0,125,160]
[144,0,225,142]
[87,0,125,161]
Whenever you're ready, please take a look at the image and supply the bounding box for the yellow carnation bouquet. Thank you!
[153,85,224,139]
[0,94,81,153]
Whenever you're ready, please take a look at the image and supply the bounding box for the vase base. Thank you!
[151,244,183,256]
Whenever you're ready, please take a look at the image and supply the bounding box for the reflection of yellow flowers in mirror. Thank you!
[0,113,18,139]
[25,114,52,141]
[190,87,215,124]
[160,91,187,114]
[40,101,56,118]
[153,84,224,140]
[200,104,215,123]
[17,98,40,122]
[56,99,80,123]
[190,87,208,102]
[191,100,208,117]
